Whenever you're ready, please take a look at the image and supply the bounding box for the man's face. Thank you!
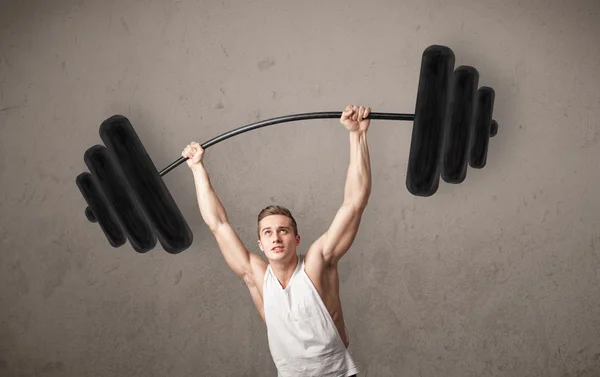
[257,214,300,262]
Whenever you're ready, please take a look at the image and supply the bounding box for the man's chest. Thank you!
[302,263,342,319]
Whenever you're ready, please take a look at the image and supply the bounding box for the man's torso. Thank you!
[261,253,358,377]
[250,251,349,347]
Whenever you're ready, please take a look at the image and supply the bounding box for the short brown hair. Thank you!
[257,205,298,238]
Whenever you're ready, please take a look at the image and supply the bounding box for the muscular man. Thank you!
[181,104,372,377]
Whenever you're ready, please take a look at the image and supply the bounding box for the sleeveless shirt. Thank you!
[262,254,359,377]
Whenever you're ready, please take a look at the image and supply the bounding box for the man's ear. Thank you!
[295,234,300,246]
[257,239,264,251]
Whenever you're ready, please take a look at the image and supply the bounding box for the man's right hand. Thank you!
[182,142,205,167]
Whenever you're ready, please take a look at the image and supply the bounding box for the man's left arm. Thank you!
[313,105,372,265]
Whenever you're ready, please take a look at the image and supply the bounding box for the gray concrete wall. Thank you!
[1,0,599,376]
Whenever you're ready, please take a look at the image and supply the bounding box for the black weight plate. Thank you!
[442,66,479,184]
[76,172,126,248]
[99,115,193,254]
[84,144,157,253]
[470,87,495,169]
[407,45,455,196]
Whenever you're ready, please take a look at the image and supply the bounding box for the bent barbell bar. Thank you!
[159,111,416,177]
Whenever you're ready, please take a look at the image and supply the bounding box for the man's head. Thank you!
[257,205,300,261]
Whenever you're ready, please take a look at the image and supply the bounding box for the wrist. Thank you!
[349,129,367,139]
[190,163,206,174]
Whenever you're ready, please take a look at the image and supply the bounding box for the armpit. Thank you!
[243,273,256,287]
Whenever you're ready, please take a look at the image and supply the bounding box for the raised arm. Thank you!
[310,105,372,265]
[182,143,263,281]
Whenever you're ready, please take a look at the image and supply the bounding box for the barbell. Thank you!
[76,44,499,254]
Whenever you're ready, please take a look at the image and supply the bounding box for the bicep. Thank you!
[212,222,253,278]
[316,203,365,263]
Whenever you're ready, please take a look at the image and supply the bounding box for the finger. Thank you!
[341,105,353,123]
[358,106,365,121]
[365,106,371,118]
[342,104,353,117]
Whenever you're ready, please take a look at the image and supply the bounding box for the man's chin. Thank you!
[269,252,284,260]
[268,251,290,261]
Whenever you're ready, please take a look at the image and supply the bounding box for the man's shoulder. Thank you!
[249,252,268,270]
[303,248,337,286]
[305,245,334,268]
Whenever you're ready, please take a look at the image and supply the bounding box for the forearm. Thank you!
[343,130,372,209]
[191,164,229,231]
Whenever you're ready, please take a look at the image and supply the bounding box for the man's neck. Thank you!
[270,253,299,289]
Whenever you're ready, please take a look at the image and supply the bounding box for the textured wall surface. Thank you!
[1,0,599,376]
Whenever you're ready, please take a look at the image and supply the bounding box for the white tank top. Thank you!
[263,254,359,377]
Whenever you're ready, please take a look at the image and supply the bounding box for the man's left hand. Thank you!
[340,104,371,133]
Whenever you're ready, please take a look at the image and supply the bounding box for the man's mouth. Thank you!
[272,246,284,252]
